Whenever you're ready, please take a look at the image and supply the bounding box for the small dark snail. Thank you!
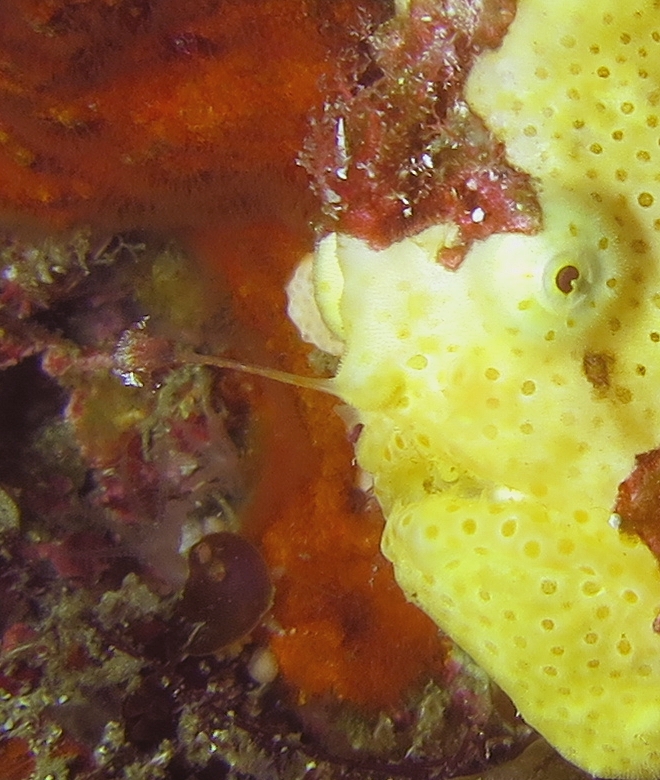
[179,532,273,655]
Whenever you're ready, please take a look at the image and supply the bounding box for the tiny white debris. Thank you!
[247,646,279,686]
[178,515,227,557]
[471,206,486,223]
[608,513,622,530]
[335,116,349,181]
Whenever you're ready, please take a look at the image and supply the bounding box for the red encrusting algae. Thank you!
[302,0,541,259]
[616,448,660,559]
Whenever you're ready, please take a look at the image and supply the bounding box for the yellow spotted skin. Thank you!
[305,2,660,777]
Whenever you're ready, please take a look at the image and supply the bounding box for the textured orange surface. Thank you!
[195,221,448,709]
[0,0,386,230]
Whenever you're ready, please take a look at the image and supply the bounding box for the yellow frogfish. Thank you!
[288,0,660,777]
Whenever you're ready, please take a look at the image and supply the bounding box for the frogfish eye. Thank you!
[539,244,604,318]
[555,264,579,294]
